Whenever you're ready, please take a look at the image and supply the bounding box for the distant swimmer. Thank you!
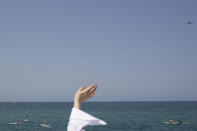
[24,113,29,122]
[169,120,173,124]
[44,118,48,125]
[178,120,189,124]
[163,120,179,124]
[16,120,19,124]
[9,120,20,125]
[40,118,51,128]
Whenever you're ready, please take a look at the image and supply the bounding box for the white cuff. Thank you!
[67,108,107,131]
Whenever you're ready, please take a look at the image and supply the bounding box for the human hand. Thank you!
[74,84,97,109]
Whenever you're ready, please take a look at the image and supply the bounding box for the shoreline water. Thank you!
[0,102,197,131]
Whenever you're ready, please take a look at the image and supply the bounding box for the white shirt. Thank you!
[67,108,107,131]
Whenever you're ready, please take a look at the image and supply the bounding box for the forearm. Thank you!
[68,85,106,131]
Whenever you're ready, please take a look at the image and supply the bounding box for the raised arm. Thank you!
[74,84,97,109]
[67,84,106,131]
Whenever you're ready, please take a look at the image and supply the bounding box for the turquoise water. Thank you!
[0,102,197,131]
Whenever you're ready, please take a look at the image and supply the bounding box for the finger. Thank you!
[89,85,97,94]
[79,86,86,91]
[87,84,97,94]
[83,84,95,93]
[90,93,95,97]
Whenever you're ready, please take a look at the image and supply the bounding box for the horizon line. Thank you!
[0,100,197,103]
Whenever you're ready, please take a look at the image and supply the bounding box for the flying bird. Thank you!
[17,71,23,74]
[60,62,64,65]
[185,21,192,24]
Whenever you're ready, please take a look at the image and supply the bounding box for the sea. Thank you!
[0,102,197,131]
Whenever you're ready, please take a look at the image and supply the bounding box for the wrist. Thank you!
[74,101,81,109]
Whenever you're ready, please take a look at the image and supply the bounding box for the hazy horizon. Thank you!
[0,0,197,102]
[1,100,197,102]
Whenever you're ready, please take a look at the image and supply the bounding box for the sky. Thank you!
[0,0,197,102]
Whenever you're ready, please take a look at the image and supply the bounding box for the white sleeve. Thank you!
[67,108,107,131]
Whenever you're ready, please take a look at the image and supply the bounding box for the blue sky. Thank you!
[0,0,197,101]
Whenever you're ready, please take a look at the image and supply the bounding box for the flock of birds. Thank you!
[17,55,98,75]
[16,16,193,75]
[17,61,68,75]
